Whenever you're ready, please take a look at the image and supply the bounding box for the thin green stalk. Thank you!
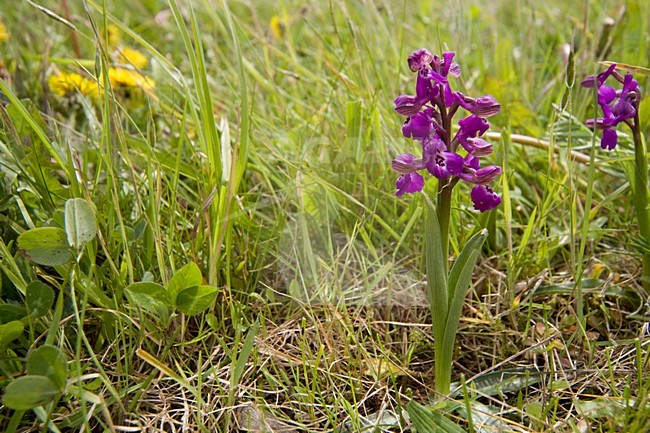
[631,116,650,292]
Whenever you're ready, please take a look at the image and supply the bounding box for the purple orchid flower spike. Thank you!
[391,49,502,212]
[582,63,640,150]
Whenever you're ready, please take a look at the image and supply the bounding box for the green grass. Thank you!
[0,0,649,431]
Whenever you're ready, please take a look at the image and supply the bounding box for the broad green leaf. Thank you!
[27,345,68,390]
[17,227,73,266]
[65,198,97,249]
[168,262,203,304]
[455,401,504,433]
[26,281,55,318]
[574,397,650,418]
[0,320,24,349]
[406,400,465,433]
[423,197,448,342]
[462,368,542,397]
[125,282,172,312]
[175,285,219,315]
[442,229,487,366]
[0,305,28,324]
[2,375,61,410]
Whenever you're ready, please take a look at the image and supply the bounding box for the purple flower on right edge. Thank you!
[581,63,640,150]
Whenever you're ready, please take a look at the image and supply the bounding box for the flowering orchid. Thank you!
[392,49,502,212]
[581,63,640,150]
[582,63,649,294]
[392,49,505,394]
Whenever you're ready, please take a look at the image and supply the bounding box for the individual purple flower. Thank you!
[454,114,491,154]
[581,63,616,89]
[611,73,638,121]
[396,172,424,196]
[461,137,493,157]
[471,185,502,212]
[393,70,440,116]
[582,63,640,150]
[423,137,463,179]
[394,95,420,116]
[457,114,490,139]
[431,51,460,78]
[402,109,434,140]
[601,128,617,150]
[458,154,501,185]
[392,153,425,174]
[408,49,434,72]
[427,52,460,107]
[455,93,501,118]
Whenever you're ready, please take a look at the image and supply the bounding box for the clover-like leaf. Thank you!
[168,262,203,305]
[27,345,68,390]
[176,285,219,315]
[2,375,61,410]
[17,227,73,266]
[125,282,172,313]
[26,281,55,318]
[65,198,97,249]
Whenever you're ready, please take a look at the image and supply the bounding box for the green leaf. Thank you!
[27,345,68,390]
[455,400,504,433]
[17,227,73,266]
[406,400,465,433]
[423,197,448,342]
[442,229,487,363]
[231,321,259,389]
[2,375,61,410]
[0,320,24,349]
[26,281,55,318]
[0,305,28,324]
[168,262,203,304]
[64,198,97,249]
[462,368,542,397]
[125,282,172,312]
[175,285,219,315]
[525,401,543,419]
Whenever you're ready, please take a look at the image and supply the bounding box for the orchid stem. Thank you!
[434,179,453,394]
[631,116,650,292]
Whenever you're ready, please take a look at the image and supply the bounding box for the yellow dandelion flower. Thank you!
[106,24,121,49]
[48,72,101,99]
[270,16,285,38]
[0,22,10,42]
[117,47,148,69]
[108,67,155,93]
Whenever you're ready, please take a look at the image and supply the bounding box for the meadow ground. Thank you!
[0,0,650,431]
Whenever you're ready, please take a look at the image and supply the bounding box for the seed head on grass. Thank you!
[392,49,502,212]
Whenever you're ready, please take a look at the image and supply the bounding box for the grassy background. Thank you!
[0,0,649,431]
